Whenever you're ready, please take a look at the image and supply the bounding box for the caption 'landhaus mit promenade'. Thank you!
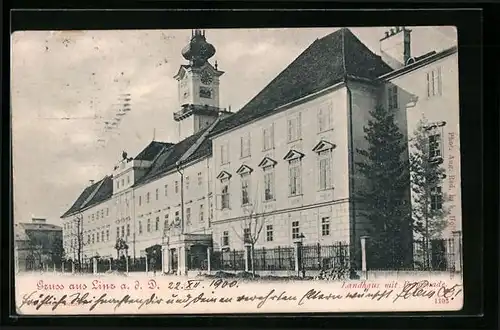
[61,27,461,274]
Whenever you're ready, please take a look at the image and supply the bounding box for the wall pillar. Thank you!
[93,258,97,274]
[452,231,462,273]
[178,246,187,275]
[207,247,212,273]
[360,236,369,280]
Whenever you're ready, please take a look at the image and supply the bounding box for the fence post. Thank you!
[207,247,211,273]
[244,246,250,272]
[294,244,300,274]
[360,236,369,280]
[232,250,236,272]
[317,243,321,270]
[452,231,462,273]
[262,247,266,271]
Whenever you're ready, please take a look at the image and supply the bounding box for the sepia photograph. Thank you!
[12,25,463,314]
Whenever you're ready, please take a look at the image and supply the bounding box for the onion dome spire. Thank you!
[181,29,216,67]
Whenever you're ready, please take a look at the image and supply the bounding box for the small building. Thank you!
[14,217,62,272]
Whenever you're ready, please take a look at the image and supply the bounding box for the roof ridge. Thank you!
[178,118,221,164]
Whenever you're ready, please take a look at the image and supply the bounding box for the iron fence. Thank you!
[301,242,350,270]
[253,246,296,271]
[413,238,457,271]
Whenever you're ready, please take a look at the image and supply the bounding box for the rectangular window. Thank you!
[127,175,130,184]
[266,225,273,242]
[387,85,398,110]
[186,176,190,190]
[317,104,332,132]
[198,172,203,186]
[117,181,120,189]
[106,230,110,241]
[101,230,105,241]
[292,221,300,239]
[121,225,125,238]
[116,227,120,239]
[164,214,169,229]
[263,167,274,201]
[96,211,100,220]
[321,217,330,236]
[155,217,160,231]
[222,231,229,246]
[318,150,332,190]
[262,124,274,151]
[164,184,168,197]
[147,219,151,232]
[186,207,191,224]
[121,178,124,187]
[106,208,109,216]
[91,233,95,244]
[126,224,130,237]
[220,143,229,165]
[427,67,442,98]
[175,181,179,194]
[139,221,143,234]
[240,133,251,158]
[241,174,250,205]
[175,211,180,224]
[87,235,91,244]
[288,158,302,196]
[430,187,443,210]
[155,188,159,200]
[139,196,142,206]
[287,113,302,142]
[429,133,442,159]
[92,214,95,222]
[243,227,251,243]
[146,192,150,204]
[96,232,100,242]
[199,204,204,222]
[221,180,230,209]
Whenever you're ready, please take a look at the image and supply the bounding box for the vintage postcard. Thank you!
[12,26,463,315]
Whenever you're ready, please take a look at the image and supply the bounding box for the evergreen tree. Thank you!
[409,118,449,270]
[51,236,65,265]
[356,105,411,269]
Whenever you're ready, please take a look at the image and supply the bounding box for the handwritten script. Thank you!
[15,276,464,314]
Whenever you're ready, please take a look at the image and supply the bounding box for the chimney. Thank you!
[380,26,412,70]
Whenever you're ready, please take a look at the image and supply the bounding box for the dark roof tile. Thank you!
[211,28,392,136]
[135,141,174,161]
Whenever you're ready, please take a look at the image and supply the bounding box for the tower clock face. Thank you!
[201,71,213,85]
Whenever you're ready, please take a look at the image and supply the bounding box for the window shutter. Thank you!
[426,72,431,97]
[262,128,266,150]
[297,165,302,194]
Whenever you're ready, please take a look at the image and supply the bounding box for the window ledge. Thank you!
[240,155,251,160]
[318,128,334,134]
[263,199,276,204]
[288,194,303,198]
[317,187,335,192]
[287,138,302,144]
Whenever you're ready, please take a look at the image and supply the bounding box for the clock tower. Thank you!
[173,29,228,141]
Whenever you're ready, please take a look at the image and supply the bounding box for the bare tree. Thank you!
[233,184,266,277]
[68,213,85,271]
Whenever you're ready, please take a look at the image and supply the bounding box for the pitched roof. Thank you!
[211,28,392,136]
[134,125,212,186]
[135,141,174,161]
[19,222,62,232]
[61,176,113,218]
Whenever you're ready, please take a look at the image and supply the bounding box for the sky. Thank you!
[11,26,458,225]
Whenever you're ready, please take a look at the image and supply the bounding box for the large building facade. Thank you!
[61,27,460,273]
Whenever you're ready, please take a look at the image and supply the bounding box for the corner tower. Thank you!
[173,29,228,141]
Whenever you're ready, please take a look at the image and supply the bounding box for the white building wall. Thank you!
[211,87,352,251]
[388,51,461,239]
